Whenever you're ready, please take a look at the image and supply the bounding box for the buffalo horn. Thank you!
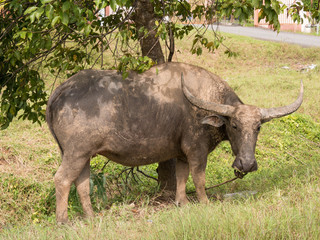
[260,80,303,122]
[181,73,235,117]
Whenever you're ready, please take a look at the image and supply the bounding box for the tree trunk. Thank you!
[133,0,165,64]
[133,0,176,193]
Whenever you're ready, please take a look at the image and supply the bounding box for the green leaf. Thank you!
[24,6,37,15]
[116,0,124,7]
[9,105,16,116]
[234,8,242,18]
[19,31,27,39]
[273,13,279,24]
[62,1,71,12]
[267,10,274,22]
[252,0,260,8]
[27,32,33,40]
[29,12,36,23]
[110,0,117,11]
[86,9,94,21]
[45,4,54,20]
[51,16,60,27]
[41,0,53,4]
[95,0,102,8]
[265,0,271,8]
[84,25,91,36]
[192,37,198,47]
[196,47,202,56]
[35,7,44,20]
[122,71,129,79]
[61,12,69,25]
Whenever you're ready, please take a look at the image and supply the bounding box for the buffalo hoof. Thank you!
[175,197,189,207]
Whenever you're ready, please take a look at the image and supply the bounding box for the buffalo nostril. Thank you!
[232,161,243,172]
[245,161,257,172]
[233,157,257,173]
[250,162,258,172]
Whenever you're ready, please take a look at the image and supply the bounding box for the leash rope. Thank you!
[187,176,241,194]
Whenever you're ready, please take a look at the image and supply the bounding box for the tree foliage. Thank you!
[0,0,319,129]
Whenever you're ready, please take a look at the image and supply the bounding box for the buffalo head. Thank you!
[182,75,303,178]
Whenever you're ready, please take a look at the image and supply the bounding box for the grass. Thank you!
[1,30,320,239]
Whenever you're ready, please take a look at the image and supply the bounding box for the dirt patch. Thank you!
[0,147,17,165]
[0,157,9,165]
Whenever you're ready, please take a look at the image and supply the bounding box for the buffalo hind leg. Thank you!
[75,160,94,218]
[54,155,89,223]
[175,159,190,206]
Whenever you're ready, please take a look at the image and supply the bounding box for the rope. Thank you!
[187,176,240,194]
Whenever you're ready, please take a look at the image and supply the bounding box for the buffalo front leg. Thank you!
[54,155,89,223]
[189,160,209,204]
[175,159,189,206]
[75,161,94,218]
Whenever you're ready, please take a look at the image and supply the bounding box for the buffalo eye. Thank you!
[232,123,237,130]
[257,125,261,132]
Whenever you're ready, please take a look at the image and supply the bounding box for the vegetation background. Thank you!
[0,31,320,239]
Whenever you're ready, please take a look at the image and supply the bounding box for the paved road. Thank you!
[208,24,320,48]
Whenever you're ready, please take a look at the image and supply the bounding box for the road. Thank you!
[207,24,320,48]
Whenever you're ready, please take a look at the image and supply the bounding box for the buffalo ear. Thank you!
[201,115,226,127]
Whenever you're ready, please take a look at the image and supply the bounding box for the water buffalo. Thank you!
[46,62,303,223]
